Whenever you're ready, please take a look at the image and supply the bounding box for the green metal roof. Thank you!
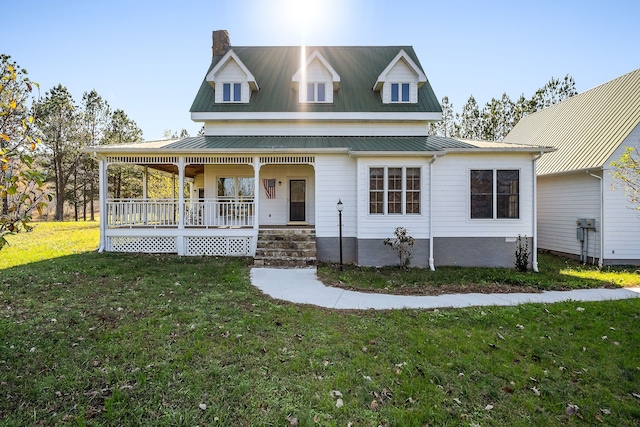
[190,46,442,114]
[503,68,640,176]
[164,136,472,152]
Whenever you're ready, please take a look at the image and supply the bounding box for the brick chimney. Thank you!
[212,30,231,57]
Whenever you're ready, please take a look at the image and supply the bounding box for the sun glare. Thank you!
[279,0,328,44]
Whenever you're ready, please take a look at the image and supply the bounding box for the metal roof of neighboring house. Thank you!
[190,46,442,114]
[503,68,640,176]
[88,136,548,155]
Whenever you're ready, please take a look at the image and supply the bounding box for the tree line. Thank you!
[428,75,578,141]
[0,53,589,250]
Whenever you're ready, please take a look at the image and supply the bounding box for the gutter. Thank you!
[532,151,543,272]
[586,170,604,268]
[429,154,443,271]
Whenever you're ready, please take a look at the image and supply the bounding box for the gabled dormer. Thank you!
[292,50,340,104]
[373,49,427,104]
[206,50,259,104]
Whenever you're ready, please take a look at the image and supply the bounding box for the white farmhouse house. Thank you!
[89,30,551,269]
[504,68,640,266]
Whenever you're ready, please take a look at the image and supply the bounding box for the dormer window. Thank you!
[306,82,326,102]
[206,50,259,104]
[223,83,242,102]
[373,49,427,105]
[292,49,340,104]
[391,83,410,103]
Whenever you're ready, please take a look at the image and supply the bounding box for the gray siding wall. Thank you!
[434,237,527,268]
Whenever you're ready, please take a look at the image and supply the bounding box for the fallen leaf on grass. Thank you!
[198,403,207,410]
[566,404,579,415]
[330,390,343,398]
[485,404,494,410]
[370,400,379,411]
[531,387,540,396]
[600,408,611,415]
[287,415,299,426]
[502,386,514,394]
[336,398,344,408]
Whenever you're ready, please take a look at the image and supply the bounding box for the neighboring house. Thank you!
[89,30,551,269]
[504,68,640,266]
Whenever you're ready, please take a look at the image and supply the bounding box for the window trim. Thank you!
[304,81,328,103]
[216,176,255,201]
[390,82,411,103]
[469,169,520,220]
[222,82,242,103]
[368,166,422,216]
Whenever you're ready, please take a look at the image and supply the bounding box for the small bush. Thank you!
[384,227,415,269]
[515,235,530,272]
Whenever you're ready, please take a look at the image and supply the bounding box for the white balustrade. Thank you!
[107,199,254,228]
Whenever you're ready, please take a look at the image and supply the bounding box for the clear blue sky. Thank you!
[5,0,639,141]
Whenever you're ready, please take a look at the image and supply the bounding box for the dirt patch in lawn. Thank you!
[321,280,544,296]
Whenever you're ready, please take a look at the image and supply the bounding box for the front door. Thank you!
[289,180,306,222]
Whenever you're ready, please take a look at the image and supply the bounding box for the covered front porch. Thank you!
[96,153,316,256]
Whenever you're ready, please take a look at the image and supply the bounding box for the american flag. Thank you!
[263,178,276,199]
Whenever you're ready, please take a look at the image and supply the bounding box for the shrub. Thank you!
[384,227,415,269]
[515,235,530,272]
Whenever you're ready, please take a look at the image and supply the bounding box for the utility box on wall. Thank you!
[576,227,584,241]
[576,218,596,229]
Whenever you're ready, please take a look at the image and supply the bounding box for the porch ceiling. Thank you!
[147,164,204,178]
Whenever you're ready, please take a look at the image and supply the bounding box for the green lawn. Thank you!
[1,222,639,426]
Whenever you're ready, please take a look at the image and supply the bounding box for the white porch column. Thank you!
[253,156,261,229]
[98,157,108,252]
[177,157,185,255]
[142,166,148,199]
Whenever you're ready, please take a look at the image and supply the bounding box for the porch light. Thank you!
[337,199,343,270]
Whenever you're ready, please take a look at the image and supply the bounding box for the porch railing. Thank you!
[107,199,255,228]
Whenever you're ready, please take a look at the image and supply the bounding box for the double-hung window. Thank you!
[369,167,421,215]
[306,82,326,102]
[470,169,519,219]
[391,83,410,102]
[222,83,242,102]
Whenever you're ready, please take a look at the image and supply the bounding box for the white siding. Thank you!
[258,164,315,225]
[315,154,357,238]
[382,60,418,104]
[214,59,251,104]
[204,120,428,136]
[537,173,600,258]
[432,153,535,238]
[603,124,640,261]
[298,58,334,103]
[356,157,430,239]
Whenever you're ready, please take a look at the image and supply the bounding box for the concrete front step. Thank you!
[254,228,317,267]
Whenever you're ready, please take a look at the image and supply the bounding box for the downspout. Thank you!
[429,155,439,271]
[587,170,604,268]
[532,152,543,273]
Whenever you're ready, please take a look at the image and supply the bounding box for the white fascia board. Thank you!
[444,147,556,154]
[191,111,442,122]
[349,150,447,157]
[206,50,259,91]
[87,147,351,156]
[373,49,428,91]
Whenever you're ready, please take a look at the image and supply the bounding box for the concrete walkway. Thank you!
[250,267,640,310]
